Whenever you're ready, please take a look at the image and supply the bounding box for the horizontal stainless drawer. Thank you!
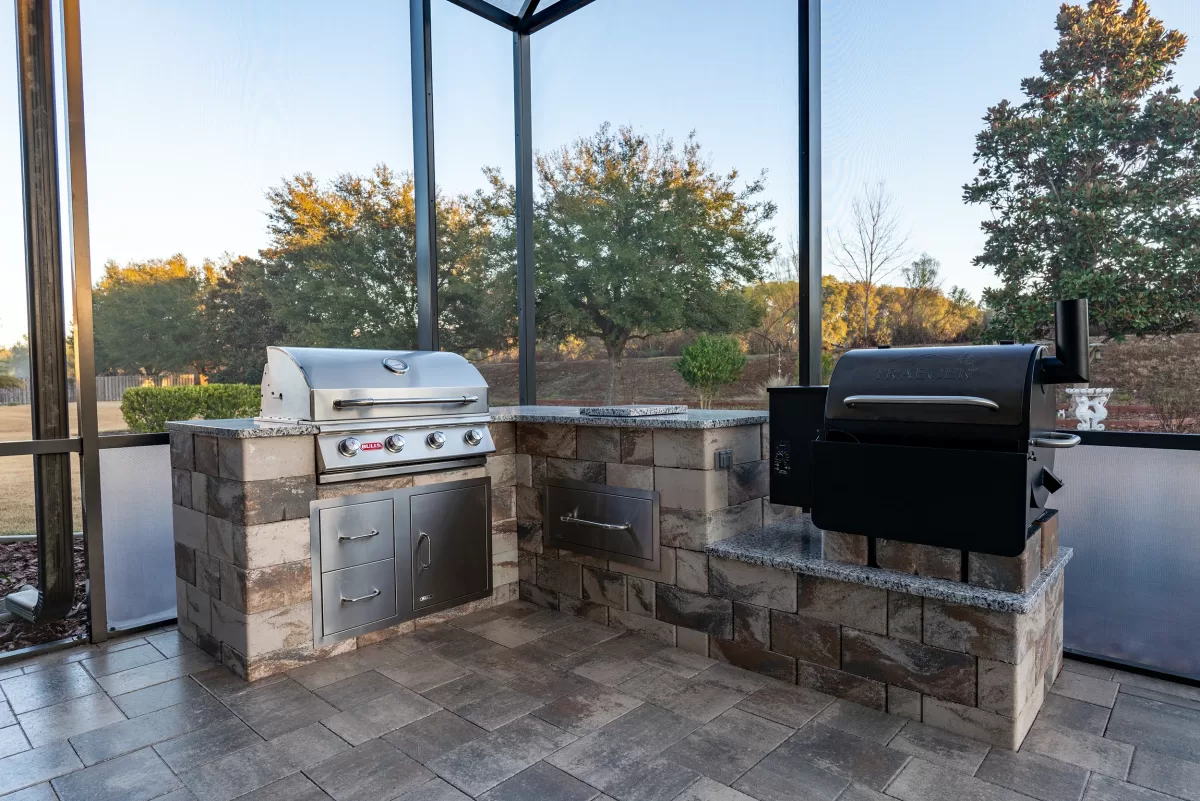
[319,499,395,572]
[321,558,397,635]
[546,478,658,570]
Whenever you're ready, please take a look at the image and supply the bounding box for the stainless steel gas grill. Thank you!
[258,346,495,483]
[769,299,1091,556]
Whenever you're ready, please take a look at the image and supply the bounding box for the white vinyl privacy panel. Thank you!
[1054,443,1200,680]
[100,444,176,630]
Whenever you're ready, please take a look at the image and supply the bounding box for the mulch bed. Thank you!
[0,540,89,652]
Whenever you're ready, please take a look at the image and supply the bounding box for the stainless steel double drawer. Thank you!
[310,477,493,647]
[545,477,659,571]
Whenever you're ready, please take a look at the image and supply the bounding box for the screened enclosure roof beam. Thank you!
[518,0,540,20]
[444,0,519,29]
[521,0,598,33]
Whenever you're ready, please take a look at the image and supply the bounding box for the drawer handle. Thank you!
[416,532,432,571]
[338,529,380,542]
[560,514,632,532]
[340,588,381,603]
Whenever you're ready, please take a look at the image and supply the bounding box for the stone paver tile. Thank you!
[814,699,905,745]
[0,741,82,796]
[675,777,758,801]
[95,651,217,696]
[1063,658,1116,681]
[834,786,890,801]
[1119,685,1200,713]
[643,647,716,679]
[694,662,770,695]
[563,652,654,688]
[51,747,181,801]
[546,703,698,792]
[975,747,1089,801]
[287,645,402,691]
[734,682,834,729]
[1112,670,1200,704]
[427,715,576,797]
[396,778,471,800]
[887,757,1028,801]
[80,644,166,679]
[231,773,329,801]
[469,617,550,648]
[505,667,593,704]
[153,717,264,773]
[539,622,623,656]
[1052,671,1119,709]
[478,761,599,801]
[1083,774,1179,801]
[307,738,434,801]
[455,686,544,731]
[1036,693,1112,736]
[17,691,125,747]
[0,726,29,759]
[146,630,201,660]
[388,624,473,655]
[321,688,441,745]
[111,677,211,719]
[434,632,512,666]
[377,655,471,694]
[7,647,95,675]
[532,686,644,737]
[887,720,990,774]
[1021,721,1134,778]
[771,724,909,791]
[269,721,350,769]
[224,678,339,740]
[0,782,60,801]
[0,663,100,715]
[664,708,793,785]
[1106,693,1200,763]
[618,668,747,724]
[385,710,488,765]
[421,673,505,711]
[178,740,294,801]
[70,693,230,766]
[732,747,848,801]
[1128,747,1200,801]
[190,667,286,701]
[590,753,700,801]
[0,700,14,728]
[313,670,405,711]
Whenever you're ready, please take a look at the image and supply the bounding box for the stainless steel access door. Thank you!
[410,484,491,611]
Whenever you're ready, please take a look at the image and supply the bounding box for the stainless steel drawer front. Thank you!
[319,499,395,571]
[546,478,659,570]
[321,558,397,634]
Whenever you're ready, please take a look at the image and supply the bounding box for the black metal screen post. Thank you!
[513,30,536,405]
[797,0,822,386]
[411,0,439,351]
[61,0,107,641]
[11,0,75,622]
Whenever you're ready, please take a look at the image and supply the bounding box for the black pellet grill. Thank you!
[769,300,1091,557]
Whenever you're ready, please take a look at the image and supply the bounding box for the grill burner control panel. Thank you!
[317,423,494,477]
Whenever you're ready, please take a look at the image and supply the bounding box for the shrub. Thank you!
[674,334,747,409]
[120,384,260,433]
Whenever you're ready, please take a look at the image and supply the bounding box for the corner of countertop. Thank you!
[166,418,319,439]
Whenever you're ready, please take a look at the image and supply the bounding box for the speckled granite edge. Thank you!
[166,418,319,438]
[707,518,1072,614]
[490,405,767,429]
[578,404,689,418]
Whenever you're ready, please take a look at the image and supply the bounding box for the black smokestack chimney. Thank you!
[1043,298,1090,384]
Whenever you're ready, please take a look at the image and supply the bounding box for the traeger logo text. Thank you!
[874,367,974,380]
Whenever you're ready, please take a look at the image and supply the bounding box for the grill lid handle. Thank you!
[842,394,1000,412]
[1032,432,1081,449]
[332,395,480,409]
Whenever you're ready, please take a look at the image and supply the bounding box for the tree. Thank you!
[675,334,747,409]
[201,256,288,384]
[92,255,208,382]
[829,182,910,347]
[965,0,1200,342]
[535,124,775,403]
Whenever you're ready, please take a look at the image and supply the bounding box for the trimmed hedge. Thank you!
[121,384,260,433]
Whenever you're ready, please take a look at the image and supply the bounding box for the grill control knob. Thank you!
[338,437,361,457]
[426,431,446,449]
[384,434,405,453]
[464,428,484,446]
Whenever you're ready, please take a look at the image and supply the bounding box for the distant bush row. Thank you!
[121,384,260,433]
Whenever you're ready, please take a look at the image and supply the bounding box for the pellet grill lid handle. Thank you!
[332,395,480,409]
[1032,432,1081,449]
[842,394,1000,411]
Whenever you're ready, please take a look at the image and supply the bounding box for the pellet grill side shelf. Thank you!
[310,476,492,647]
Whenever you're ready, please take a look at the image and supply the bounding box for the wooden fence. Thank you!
[0,374,199,406]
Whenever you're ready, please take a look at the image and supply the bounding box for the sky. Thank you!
[0,0,1198,346]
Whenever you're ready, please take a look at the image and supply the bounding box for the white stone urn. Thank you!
[1065,387,1114,431]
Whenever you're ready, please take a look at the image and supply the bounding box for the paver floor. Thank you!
[1,601,1198,801]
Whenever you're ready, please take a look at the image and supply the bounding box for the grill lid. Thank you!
[825,345,1041,428]
[259,346,489,423]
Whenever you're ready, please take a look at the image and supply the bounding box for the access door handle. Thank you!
[340,588,381,603]
[416,531,432,571]
[338,529,379,542]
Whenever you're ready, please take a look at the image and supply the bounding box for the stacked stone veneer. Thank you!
[513,420,1064,749]
[169,427,520,682]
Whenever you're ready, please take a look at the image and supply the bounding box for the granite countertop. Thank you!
[707,516,1072,614]
[166,418,319,439]
[490,405,767,429]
